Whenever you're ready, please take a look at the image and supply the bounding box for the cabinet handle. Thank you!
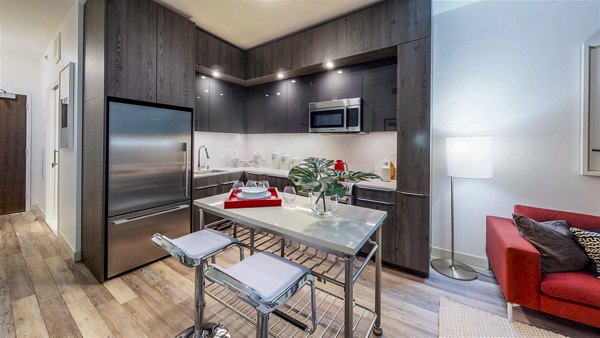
[356,197,395,206]
[398,191,429,197]
[221,181,238,185]
[195,184,218,190]
[356,186,394,192]
[592,149,600,152]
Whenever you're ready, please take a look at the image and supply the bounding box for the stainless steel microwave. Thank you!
[308,98,362,133]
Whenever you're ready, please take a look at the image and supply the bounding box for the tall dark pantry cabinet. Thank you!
[82,0,195,282]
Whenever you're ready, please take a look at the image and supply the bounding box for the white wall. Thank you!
[35,2,82,256]
[195,131,397,174]
[431,1,600,265]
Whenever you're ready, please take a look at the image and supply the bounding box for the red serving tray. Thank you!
[224,187,282,209]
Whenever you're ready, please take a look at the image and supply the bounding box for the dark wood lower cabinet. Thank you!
[354,187,396,264]
[395,193,430,276]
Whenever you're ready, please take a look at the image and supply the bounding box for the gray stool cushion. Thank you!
[171,229,239,259]
[217,252,309,302]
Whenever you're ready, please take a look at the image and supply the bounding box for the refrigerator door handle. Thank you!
[111,205,189,226]
[183,143,189,198]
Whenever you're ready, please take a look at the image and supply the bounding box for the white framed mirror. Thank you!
[581,32,600,176]
[59,62,75,150]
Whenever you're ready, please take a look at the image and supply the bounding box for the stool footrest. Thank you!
[272,309,309,332]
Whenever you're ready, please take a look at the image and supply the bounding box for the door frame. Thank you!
[45,84,60,233]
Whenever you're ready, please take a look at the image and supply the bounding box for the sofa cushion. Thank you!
[514,205,600,231]
[541,272,600,308]
[513,215,589,273]
[570,227,600,277]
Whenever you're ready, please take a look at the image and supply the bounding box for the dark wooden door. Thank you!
[286,77,310,133]
[208,78,230,132]
[265,81,287,133]
[106,0,157,102]
[0,95,27,215]
[194,74,210,131]
[157,5,194,108]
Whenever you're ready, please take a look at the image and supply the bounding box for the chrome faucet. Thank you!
[198,145,210,170]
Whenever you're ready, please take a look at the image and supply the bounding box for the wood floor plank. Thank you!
[0,272,15,338]
[142,262,193,301]
[12,294,49,338]
[44,256,87,305]
[30,232,62,259]
[24,255,61,303]
[4,255,34,303]
[15,228,40,258]
[38,297,82,338]
[122,297,175,338]
[0,216,21,258]
[102,278,138,305]
[65,297,114,338]
[122,272,193,332]
[96,299,148,338]
[64,260,114,308]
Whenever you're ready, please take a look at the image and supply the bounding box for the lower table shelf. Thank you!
[205,279,377,338]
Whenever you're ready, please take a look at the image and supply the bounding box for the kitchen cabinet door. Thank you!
[265,81,287,133]
[312,65,363,102]
[157,5,194,108]
[209,78,231,133]
[246,85,267,134]
[363,59,397,131]
[286,77,311,133]
[194,74,210,131]
[106,0,157,102]
[230,83,246,134]
[354,187,396,265]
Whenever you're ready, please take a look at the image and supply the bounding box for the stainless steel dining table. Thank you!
[194,191,386,337]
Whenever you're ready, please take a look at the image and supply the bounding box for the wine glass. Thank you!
[246,180,257,188]
[232,181,244,193]
[259,180,270,189]
[283,186,297,204]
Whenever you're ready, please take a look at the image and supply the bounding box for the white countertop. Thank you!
[194,192,387,256]
[195,167,396,190]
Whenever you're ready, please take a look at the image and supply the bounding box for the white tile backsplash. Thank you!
[194,131,397,174]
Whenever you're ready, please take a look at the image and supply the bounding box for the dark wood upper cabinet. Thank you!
[194,74,210,131]
[230,83,246,134]
[195,29,245,79]
[265,81,287,133]
[208,78,231,133]
[106,0,157,102]
[246,85,267,134]
[396,38,431,194]
[363,58,397,132]
[157,5,194,108]
[286,77,311,133]
[311,65,363,102]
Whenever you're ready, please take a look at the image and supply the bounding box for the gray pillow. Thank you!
[513,214,590,274]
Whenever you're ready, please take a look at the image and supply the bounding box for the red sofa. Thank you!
[486,205,600,328]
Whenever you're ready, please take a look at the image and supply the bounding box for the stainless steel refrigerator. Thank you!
[106,101,192,278]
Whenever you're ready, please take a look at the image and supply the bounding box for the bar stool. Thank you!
[205,251,317,338]
[152,229,244,338]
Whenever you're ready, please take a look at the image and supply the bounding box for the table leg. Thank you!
[199,209,205,230]
[250,228,255,255]
[194,262,206,338]
[344,255,354,338]
[373,226,383,336]
[280,238,285,257]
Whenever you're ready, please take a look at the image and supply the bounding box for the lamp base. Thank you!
[431,258,478,281]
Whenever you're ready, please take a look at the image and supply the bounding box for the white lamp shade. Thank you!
[446,136,493,178]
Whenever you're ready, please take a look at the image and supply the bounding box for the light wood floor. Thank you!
[1,211,599,338]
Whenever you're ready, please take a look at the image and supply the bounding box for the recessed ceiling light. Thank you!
[220,93,223,96]
[204,89,209,93]
[201,75,206,79]
[337,70,343,74]
[265,94,269,97]
[196,96,200,99]
[291,79,296,83]
[212,71,221,78]
[276,92,280,95]
[324,61,334,69]
[277,72,284,79]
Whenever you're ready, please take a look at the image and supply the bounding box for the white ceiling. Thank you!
[157,0,382,49]
[0,0,75,60]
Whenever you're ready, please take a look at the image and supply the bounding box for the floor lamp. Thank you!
[431,136,493,281]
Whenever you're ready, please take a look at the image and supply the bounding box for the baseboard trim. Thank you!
[431,246,488,269]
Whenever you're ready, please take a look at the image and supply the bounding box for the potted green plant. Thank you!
[288,157,381,216]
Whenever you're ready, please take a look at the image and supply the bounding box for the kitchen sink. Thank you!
[194,169,227,176]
